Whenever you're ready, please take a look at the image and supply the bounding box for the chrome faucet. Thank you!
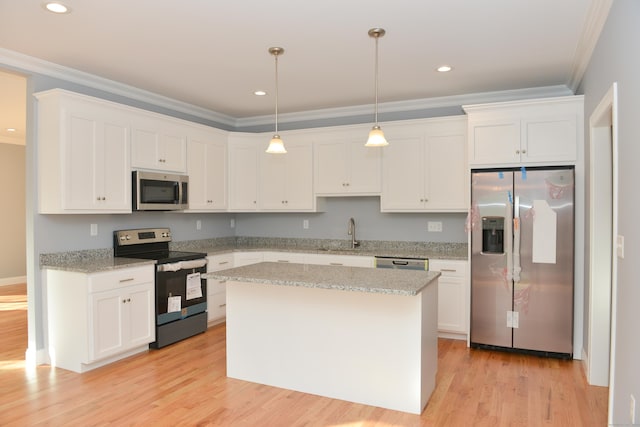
[348,217,360,249]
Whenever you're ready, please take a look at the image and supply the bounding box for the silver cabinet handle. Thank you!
[329,262,343,266]
[440,269,457,272]
[119,278,134,283]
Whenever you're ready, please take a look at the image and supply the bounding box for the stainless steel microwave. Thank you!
[132,171,188,211]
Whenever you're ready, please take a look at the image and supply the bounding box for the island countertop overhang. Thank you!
[203,262,440,296]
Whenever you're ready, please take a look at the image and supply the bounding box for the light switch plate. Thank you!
[617,235,625,259]
[196,220,202,230]
[428,221,443,232]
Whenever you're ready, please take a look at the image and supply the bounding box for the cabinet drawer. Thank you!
[207,278,227,295]
[429,260,467,278]
[207,253,234,272]
[89,266,154,293]
[208,291,227,321]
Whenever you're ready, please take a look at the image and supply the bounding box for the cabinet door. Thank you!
[468,119,520,165]
[521,114,577,164]
[65,111,130,211]
[187,135,228,211]
[159,132,187,172]
[90,283,153,361]
[131,127,159,170]
[259,149,288,209]
[347,140,381,194]
[261,140,313,211]
[229,137,260,211]
[131,123,186,173]
[314,140,348,194]
[424,133,467,211]
[430,260,468,335]
[101,121,131,210]
[283,142,314,209]
[380,136,425,210]
[126,283,155,348]
[90,288,125,361]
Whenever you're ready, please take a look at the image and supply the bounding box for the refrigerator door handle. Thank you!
[505,193,513,282]
[513,196,522,283]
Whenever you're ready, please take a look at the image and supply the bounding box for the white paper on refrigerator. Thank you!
[186,272,203,300]
[532,199,557,264]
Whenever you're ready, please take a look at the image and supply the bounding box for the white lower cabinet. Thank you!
[206,253,234,324]
[46,265,155,373]
[429,259,468,339]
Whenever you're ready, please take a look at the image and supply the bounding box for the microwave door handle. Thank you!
[177,181,183,206]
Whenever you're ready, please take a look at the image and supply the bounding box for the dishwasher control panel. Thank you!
[374,256,429,271]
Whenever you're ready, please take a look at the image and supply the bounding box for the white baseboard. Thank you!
[0,276,26,286]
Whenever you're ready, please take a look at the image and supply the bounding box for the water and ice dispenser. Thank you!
[482,217,504,254]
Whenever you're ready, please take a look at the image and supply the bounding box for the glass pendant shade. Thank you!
[266,134,287,153]
[366,28,388,148]
[365,125,388,147]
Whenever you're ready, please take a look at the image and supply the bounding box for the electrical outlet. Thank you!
[631,394,636,424]
[303,219,309,229]
[90,223,98,236]
[230,219,235,228]
[196,220,202,230]
[428,221,443,232]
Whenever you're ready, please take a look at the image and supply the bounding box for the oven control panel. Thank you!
[114,228,172,246]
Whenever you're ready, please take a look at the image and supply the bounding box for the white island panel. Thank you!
[226,277,437,414]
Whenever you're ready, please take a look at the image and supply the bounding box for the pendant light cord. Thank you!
[374,34,379,127]
[274,53,279,134]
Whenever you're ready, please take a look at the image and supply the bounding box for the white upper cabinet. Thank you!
[36,89,131,214]
[314,128,382,196]
[186,128,228,212]
[381,117,468,212]
[228,133,262,211]
[131,116,187,173]
[259,135,314,211]
[464,96,583,167]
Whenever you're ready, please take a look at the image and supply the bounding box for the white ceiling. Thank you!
[1,0,601,138]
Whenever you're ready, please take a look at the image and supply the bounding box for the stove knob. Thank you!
[125,234,131,240]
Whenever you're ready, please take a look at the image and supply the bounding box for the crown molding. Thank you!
[236,85,574,127]
[568,0,613,91]
[0,48,237,127]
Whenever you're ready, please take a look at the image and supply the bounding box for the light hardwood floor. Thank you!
[0,283,608,426]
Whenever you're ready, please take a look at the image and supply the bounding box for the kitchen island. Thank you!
[204,262,440,414]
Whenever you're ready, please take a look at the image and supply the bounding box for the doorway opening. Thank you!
[586,83,618,406]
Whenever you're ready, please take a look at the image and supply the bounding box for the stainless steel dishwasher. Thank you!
[374,256,429,271]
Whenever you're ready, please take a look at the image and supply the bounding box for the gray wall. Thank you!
[0,143,26,282]
[236,197,467,243]
[578,1,640,423]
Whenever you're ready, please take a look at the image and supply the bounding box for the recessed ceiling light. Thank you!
[44,2,70,14]
[436,65,452,73]
[6,128,16,132]
[254,90,267,96]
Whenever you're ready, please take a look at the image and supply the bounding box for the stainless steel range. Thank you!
[113,228,208,348]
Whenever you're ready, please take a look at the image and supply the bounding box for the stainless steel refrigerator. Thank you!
[470,167,574,357]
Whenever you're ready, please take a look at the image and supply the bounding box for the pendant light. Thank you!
[365,28,388,147]
[266,47,286,154]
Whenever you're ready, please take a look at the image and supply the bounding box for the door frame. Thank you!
[586,83,618,401]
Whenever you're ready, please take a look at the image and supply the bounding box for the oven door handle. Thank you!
[157,259,208,272]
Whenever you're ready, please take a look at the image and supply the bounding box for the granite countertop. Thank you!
[203,261,441,296]
[41,256,156,273]
[40,237,467,274]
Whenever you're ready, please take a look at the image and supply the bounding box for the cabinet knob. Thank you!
[516,150,520,154]
[521,149,527,154]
